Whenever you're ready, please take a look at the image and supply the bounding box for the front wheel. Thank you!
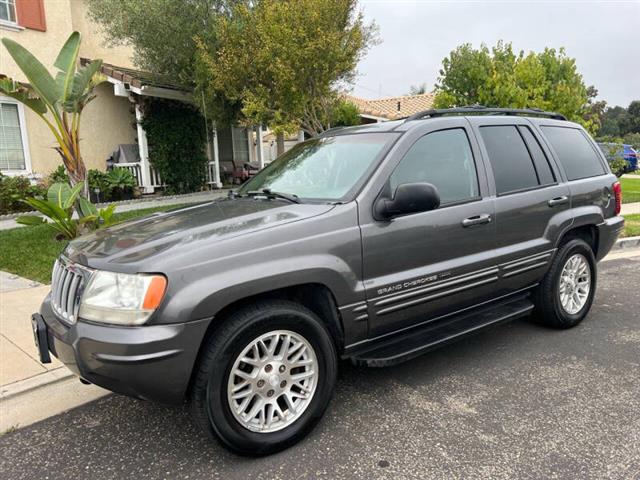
[190,300,337,455]
[533,238,597,329]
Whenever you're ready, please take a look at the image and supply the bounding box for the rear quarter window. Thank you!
[540,126,606,181]
[479,125,539,195]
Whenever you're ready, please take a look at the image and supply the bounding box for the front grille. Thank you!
[50,258,90,324]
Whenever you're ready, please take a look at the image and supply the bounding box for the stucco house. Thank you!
[0,0,264,192]
[1,0,436,194]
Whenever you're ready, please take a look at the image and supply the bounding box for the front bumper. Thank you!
[596,215,625,261]
[37,294,212,404]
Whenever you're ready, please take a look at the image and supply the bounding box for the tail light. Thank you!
[613,181,622,215]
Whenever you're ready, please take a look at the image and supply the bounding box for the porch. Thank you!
[87,60,268,193]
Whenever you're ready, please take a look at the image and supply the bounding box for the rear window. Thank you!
[541,127,606,180]
[480,126,539,195]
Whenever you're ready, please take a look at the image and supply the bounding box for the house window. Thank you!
[0,100,30,173]
[0,0,17,24]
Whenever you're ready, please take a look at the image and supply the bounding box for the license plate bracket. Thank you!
[31,313,52,364]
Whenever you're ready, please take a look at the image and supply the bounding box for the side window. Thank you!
[540,126,606,181]
[389,128,479,205]
[518,126,556,185]
[480,125,539,195]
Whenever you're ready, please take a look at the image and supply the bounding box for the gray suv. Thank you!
[32,107,624,455]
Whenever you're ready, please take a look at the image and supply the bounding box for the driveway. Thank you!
[1,255,639,479]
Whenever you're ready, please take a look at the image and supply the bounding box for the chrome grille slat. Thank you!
[51,261,62,308]
[67,275,81,320]
[50,257,88,325]
[60,271,73,318]
[57,269,68,310]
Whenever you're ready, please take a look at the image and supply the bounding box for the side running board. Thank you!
[349,296,534,367]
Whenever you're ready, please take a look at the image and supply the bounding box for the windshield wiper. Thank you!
[246,189,301,204]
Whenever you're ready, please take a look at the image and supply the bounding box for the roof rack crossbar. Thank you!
[405,105,567,122]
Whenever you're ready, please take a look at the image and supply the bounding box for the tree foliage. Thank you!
[330,99,362,128]
[85,0,241,86]
[408,83,428,95]
[140,99,208,194]
[87,0,373,138]
[195,0,376,136]
[433,41,597,132]
[599,101,640,138]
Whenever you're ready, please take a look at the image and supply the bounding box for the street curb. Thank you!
[0,368,74,401]
[612,236,640,250]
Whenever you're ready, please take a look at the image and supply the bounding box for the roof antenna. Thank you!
[397,101,401,112]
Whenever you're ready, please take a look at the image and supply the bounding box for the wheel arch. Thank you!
[556,223,599,256]
[185,282,345,400]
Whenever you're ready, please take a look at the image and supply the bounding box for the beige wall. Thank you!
[0,0,74,80]
[1,0,137,175]
[20,82,137,175]
[69,0,134,68]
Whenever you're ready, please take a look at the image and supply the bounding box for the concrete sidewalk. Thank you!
[0,276,107,431]
[621,201,639,215]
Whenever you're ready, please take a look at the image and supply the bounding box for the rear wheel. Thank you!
[533,238,597,329]
[190,300,337,455]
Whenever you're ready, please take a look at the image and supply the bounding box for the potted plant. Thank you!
[105,168,137,201]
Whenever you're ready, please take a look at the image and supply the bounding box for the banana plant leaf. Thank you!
[1,38,59,108]
[53,32,81,102]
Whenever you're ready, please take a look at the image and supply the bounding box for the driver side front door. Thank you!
[358,122,497,338]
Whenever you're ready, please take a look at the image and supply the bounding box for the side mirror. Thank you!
[375,182,440,220]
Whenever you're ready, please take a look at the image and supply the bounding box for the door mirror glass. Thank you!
[375,182,440,219]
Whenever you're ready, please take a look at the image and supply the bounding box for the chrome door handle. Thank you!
[462,214,492,227]
[548,196,569,207]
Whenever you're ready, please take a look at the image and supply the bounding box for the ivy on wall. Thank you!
[141,99,208,194]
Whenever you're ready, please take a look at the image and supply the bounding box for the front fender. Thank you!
[150,203,365,328]
[187,256,361,320]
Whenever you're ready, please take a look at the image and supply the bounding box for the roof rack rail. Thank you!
[405,105,567,122]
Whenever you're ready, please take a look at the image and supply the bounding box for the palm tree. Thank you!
[0,32,104,195]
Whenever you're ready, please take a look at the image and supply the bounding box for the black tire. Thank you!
[189,300,338,456]
[533,238,597,329]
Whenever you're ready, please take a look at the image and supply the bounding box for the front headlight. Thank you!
[79,271,167,325]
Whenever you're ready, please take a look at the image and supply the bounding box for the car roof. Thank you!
[322,107,580,137]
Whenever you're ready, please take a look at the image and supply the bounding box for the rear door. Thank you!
[358,118,497,338]
[470,117,571,295]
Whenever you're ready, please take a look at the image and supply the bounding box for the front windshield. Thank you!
[238,133,397,201]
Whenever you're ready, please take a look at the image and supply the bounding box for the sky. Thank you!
[352,0,640,107]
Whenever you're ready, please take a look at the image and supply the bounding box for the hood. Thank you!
[65,197,334,269]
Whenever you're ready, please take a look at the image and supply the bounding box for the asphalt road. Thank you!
[1,256,639,480]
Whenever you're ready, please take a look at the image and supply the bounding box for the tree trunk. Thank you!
[276,132,285,157]
[56,148,89,199]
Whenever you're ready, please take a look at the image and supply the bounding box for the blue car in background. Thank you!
[598,142,639,173]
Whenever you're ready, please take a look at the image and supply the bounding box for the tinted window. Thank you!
[519,126,555,185]
[541,127,606,180]
[480,126,539,195]
[389,128,479,205]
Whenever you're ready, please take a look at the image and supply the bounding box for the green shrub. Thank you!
[88,169,108,193]
[599,143,630,177]
[0,174,46,215]
[48,165,69,185]
[16,182,116,240]
[105,168,136,200]
[141,99,208,194]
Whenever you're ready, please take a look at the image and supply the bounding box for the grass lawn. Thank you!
[0,205,185,284]
[620,176,640,204]
[622,214,640,238]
